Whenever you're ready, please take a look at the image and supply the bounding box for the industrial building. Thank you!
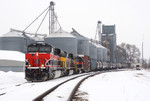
[102,24,116,62]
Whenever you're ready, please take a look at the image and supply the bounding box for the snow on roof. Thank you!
[89,41,97,47]
[95,43,103,48]
[98,44,107,49]
[0,50,25,61]
[46,29,76,38]
[0,31,24,37]
[92,42,105,49]
[32,36,44,41]
[71,28,88,40]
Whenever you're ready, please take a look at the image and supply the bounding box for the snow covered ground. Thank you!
[0,71,90,101]
[77,69,150,101]
[0,69,150,101]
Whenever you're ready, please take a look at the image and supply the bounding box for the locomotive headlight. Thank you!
[29,64,31,67]
[41,64,44,67]
[36,52,39,57]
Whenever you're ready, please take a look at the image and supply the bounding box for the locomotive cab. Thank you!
[25,43,57,81]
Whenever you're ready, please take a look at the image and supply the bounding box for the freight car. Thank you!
[76,55,90,73]
[25,42,126,81]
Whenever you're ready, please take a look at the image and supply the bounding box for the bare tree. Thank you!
[117,43,141,66]
[115,45,126,63]
[143,59,148,69]
[147,58,150,68]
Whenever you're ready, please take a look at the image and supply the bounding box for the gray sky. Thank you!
[0,0,150,59]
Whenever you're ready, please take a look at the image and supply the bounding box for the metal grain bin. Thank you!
[0,31,25,52]
[71,28,89,55]
[89,41,97,59]
[103,46,107,62]
[44,29,77,55]
[23,34,35,45]
[89,41,97,70]
[95,43,103,61]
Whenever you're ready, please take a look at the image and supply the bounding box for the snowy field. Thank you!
[0,69,150,101]
[77,69,150,101]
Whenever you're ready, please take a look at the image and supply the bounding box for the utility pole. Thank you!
[142,39,144,68]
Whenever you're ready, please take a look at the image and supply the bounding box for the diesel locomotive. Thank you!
[25,42,87,81]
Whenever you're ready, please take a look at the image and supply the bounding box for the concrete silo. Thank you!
[44,29,77,55]
[0,30,25,53]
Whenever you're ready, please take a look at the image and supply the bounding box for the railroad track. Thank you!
[33,71,102,101]
[68,70,124,101]
[67,72,102,101]
[33,69,124,101]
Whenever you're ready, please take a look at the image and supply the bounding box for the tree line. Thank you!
[115,42,149,68]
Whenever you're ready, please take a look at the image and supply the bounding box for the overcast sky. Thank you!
[0,0,150,60]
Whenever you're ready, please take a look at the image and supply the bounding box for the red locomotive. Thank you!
[25,42,85,81]
[25,43,62,81]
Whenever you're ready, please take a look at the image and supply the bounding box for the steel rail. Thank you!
[67,72,101,101]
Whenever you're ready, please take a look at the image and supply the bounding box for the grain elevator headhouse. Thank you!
[102,25,116,62]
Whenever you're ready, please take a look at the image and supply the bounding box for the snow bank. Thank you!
[0,71,26,88]
[0,50,24,61]
[0,71,25,84]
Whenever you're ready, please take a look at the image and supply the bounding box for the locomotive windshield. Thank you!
[27,43,52,53]
[27,46,38,52]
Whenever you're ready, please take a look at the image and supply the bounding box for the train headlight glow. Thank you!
[36,52,39,56]
[41,64,44,67]
[29,64,31,67]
